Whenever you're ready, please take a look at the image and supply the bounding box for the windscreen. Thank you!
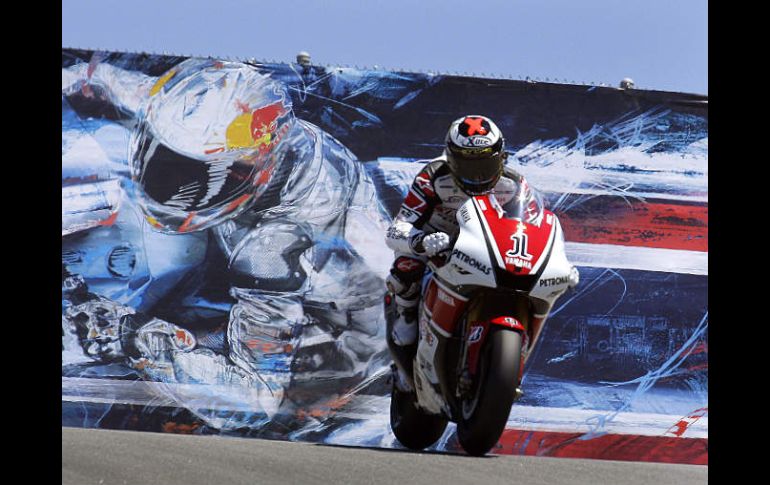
[490,179,545,226]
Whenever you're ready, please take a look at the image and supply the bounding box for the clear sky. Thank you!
[62,0,708,95]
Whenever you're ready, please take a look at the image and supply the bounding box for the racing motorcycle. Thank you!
[385,188,578,456]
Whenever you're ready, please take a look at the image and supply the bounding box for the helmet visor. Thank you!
[447,144,499,160]
[446,149,503,195]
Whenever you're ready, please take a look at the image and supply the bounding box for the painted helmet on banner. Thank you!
[445,115,507,195]
[129,58,296,233]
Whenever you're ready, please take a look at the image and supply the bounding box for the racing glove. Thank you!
[418,232,451,257]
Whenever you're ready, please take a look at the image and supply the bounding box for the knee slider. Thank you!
[385,273,406,295]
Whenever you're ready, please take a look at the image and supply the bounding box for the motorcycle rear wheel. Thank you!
[457,327,522,456]
[390,387,448,451]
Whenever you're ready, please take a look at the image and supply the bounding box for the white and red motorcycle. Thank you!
[385,188,578,456]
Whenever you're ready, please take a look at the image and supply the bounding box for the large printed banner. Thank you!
[61,49,708,464]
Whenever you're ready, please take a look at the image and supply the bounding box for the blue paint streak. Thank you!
[519,431,534,455]
[579,311,708,440]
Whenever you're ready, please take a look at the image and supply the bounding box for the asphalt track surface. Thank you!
[62,427,707,485]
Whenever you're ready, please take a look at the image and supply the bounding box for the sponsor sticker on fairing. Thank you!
[459,206,471,223]
[468,325,484,343]
[539,276,571,287]
[505,256,533,270]
[436,289,456,307]
[451,249,491,275]
[490,316,525,331]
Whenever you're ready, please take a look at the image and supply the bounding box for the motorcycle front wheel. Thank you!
[457,327,522,456]
[390,387,448,451]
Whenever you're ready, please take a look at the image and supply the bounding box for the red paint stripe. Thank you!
[556,199,708,252]
[468,429,707,465]
[97,212,119,227]
[178,212,197,233]
[226,194,252,213]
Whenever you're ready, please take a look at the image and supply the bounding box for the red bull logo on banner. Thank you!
[226,100,290,153]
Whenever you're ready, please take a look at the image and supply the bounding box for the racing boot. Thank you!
[384,292,418,393]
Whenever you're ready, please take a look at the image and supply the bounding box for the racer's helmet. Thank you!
[129,58,296,233]
[445,115,507,195]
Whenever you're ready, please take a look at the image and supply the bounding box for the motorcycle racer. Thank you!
[384,115,575,391]
[61,56,393,429]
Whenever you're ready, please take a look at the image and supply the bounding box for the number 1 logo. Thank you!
[506,234,533,261]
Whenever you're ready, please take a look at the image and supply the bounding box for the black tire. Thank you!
[457,327,522,456]
[390,387,448,451]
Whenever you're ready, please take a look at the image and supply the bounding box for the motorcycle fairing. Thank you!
[472,195,557,277]
[411,195,573,419]
[423,277,469,337]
